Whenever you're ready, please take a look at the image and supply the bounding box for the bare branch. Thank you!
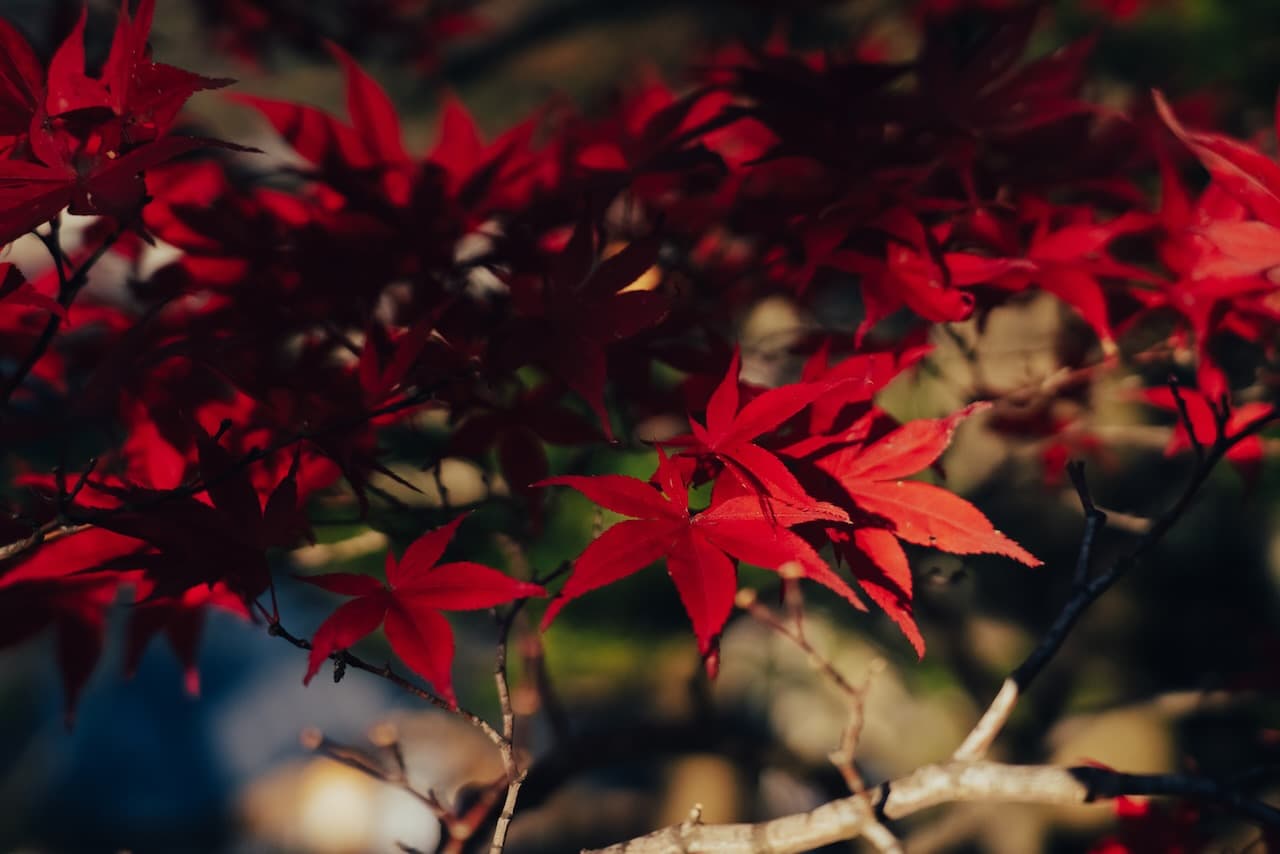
[584,760,1280,853]
[490,605,524,854]
[489,581,545,853]
[737,584,899,850]
[0,521,92,565]
[300,726,453,823]
[952,678,1020,763]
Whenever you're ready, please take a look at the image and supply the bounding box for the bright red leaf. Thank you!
[300,515,545,705]
[538,450,858,671]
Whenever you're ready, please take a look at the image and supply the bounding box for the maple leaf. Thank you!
[815,404,1039,563]
[0,1,242,247]
[571,74,734,179]
[0,16,43,141]
[537,449,858,672]
[425,94,545,212]
[795,404,1040,655]
[42,0,233,140]
[0,526,147,722]
[236,45,538,217]
[0,262,64,319]
[89,426,313,603]
[449,382,601,497]
[673,348,841,510]
[918,6,1095,137]
[124,581,250,696]
[823,210,976,343]
[504,215,669,439]
[792,335,932,451]
[1134,163,1275,401]
[945,208,1157,350]
[300,515,544,705]
[1154,90,1280,226]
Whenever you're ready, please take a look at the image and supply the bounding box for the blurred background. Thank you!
[1,0,1280,851]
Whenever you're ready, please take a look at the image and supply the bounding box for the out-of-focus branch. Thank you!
[736,581,900,852]
[0,520,90,564]
[299,724,506,853]
[489,603,525,854]
[585,760,1280,853]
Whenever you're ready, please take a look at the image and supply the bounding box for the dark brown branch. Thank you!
[1066,460,1106,586]
[0,226,122,410]
[1166,376,1205,462]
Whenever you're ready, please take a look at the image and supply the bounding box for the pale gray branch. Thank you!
[583,760,1280,853]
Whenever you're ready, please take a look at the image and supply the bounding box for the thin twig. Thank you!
[735,588,862,700]
[1066,461,1107,587]
[266,619,505,748]
[300,727,453,822]
[828,657,886,796]
[0,521,92,565]
[736,586,900,850]
[1,227,122,410]
[1167,376,1205,462]
[490,602,526,853]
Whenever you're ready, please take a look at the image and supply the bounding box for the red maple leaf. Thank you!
[822,210,976,344]
[124,580,250,696]
[945,206,1157,350]
[0,527,145,722]
[0,262,64,319]
[672,347,842,509]
[0,16,43,144]
[1154,90,1280,227]
[796,404,1041,655]
[1132,154,1275,401]
[1142,386,1272,487]
[537,449,858,673]
[0,0,240,246]
[503,215,669,439]
[449,381,601,497]
[300,515,545,705]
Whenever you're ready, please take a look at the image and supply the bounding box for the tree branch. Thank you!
[0,225,121,411]
[737,582,901,851]
[490,603,526,854]
[584,760,1280,853]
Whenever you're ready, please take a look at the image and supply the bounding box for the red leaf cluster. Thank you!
[0,1,1275,724]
